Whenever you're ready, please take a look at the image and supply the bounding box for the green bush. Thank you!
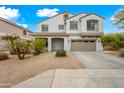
[56,49,66,57]
[116,33,124,41]
[117,41,124,48]
[101,33,124,50]
[0,52,9,60]
[32,51,41,56]
[2,35,31,59]
[101,34,119,47]
[31,38,46,55]
[119,48,124,57]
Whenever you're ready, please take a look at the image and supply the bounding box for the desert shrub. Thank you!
[9,48,16,55]
[2,35,30,59]
[31,38,46,55]
[32,51,40,56]
[119,48,124,57]
[10,46,30,55]
[0,52,9,60]
[101,33,124,50]
[117,41,124,48]
[56,49,66,57]
[116,33,124,41]
[14,39,30,59]
[116,33,124,48]
[101,34,119,47]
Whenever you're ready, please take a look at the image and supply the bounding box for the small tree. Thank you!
[31,37,46,55]
[14,39,30,59]
[2,35,30,59]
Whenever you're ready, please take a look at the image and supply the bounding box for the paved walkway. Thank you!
[13,69,124,88]
[13,52,124,88]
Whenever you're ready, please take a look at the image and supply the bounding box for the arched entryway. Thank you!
[51,38,64,51]
[43,38,48,51]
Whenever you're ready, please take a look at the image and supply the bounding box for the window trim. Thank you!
[58,24,65,30]
[70,21,78,30]
[87,20,98,31]
[41,24,48,31]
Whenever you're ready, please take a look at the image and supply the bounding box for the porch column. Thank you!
[96,38,103,51]
[64,37,68,51]
[48,37,52,52]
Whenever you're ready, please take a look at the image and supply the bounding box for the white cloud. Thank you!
[110,16,115,21]
[36,8,59,17]
[17,23,28,28]
[0,6,20,20]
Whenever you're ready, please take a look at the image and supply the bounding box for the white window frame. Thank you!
[42,24,48,31]
[87,20,98,31]
[58,24,65,30]
[70,21,78,30]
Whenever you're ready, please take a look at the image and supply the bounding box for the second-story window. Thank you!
[70,21,78,30]
[58,24,64,30]
[42,25,48,31]
[87,20,98,31]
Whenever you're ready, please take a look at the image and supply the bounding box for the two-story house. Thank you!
[32,11,104,51]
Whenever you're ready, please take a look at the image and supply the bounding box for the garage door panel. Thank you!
[71,40,96,51]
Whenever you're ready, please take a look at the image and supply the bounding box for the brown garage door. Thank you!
[71,40,96,51]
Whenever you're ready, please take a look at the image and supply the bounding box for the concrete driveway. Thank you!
[13,52,124,88]
[73,52,124,69]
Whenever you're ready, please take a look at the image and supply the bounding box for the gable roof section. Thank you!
[0,17,32,33]
[79,13,104,20]
[65,12,88,20]
[37,11,74,24]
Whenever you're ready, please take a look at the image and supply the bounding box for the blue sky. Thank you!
[0,5,123,33]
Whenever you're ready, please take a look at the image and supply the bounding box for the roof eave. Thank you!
[37,11,74,24]
[0,17,33,33]
[79,13,105,20]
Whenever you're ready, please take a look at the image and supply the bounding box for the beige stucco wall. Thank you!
[37,13,74,32]
[0,36,8,51]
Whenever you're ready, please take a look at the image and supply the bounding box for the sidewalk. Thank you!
[13,69,124,88]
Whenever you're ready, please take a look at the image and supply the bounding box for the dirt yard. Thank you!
[0,52,85,87]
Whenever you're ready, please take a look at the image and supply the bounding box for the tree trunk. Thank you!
[15,47,25,59]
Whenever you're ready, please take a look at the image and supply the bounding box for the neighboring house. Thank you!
[0,17,32,51]
[32,11,104,51]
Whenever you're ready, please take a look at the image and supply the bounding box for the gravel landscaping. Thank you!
[0,52,85,87]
